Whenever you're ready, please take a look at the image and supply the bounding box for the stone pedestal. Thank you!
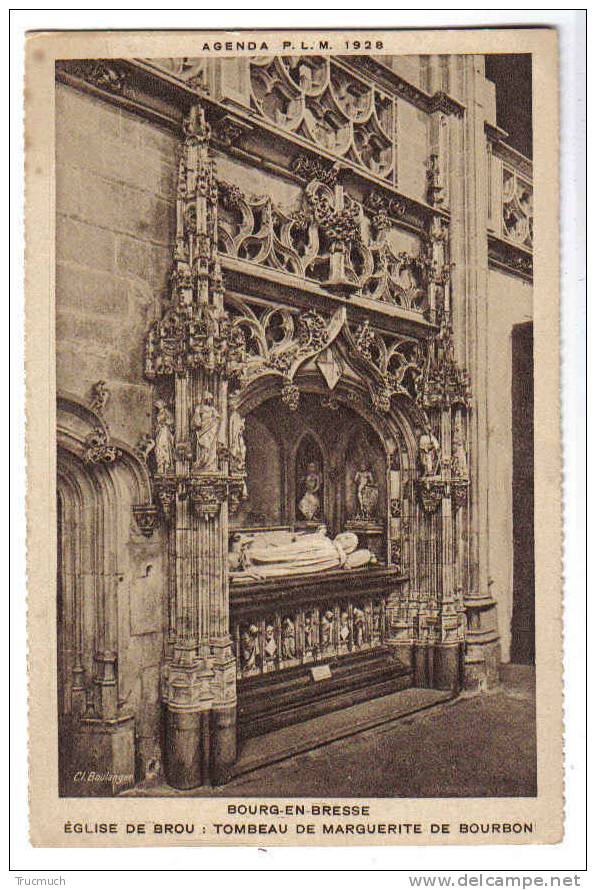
[463,597,501,691]
[345,520,384,560]
[163,708,205,790]
[63,715,135,797]
[210,705,237,785]
[433,642,463,692]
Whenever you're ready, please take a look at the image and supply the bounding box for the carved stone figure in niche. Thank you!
[339,611,350,645]
[154,400,175,474]
[353,607,366,648]
[298,462,322,521]
[228,393,246,474]
[192,391,220,471]
[372,604,382,639]
[354,464,379,520]
[304,614,314,654]
[230,527,376,581]
[281,617,296,660]
[417,428,441,478]
[240,624,258,673]
[228,533,245,572]
[264,625,277,662]
[451,416,468,479]
[321,610,334,651]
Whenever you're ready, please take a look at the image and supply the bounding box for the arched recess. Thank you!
[232,367,421,569]
[56,394,154,726]
[292,429,327,526]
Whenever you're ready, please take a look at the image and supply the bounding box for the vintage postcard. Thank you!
[25,27,561,846]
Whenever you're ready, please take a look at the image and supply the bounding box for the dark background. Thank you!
[485,53,533,158]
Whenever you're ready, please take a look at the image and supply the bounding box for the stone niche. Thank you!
[231,391,387,555]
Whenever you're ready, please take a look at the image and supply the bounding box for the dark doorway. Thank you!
[510,322,535,664]
[485,54,533,159]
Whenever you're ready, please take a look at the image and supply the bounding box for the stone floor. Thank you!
[128,664,536,799]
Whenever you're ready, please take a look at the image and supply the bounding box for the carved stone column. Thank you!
[145,104,246,788]
[414,237,470,691]
[450,55,501,690]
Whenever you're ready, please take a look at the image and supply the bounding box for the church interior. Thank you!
[54,51,534,794]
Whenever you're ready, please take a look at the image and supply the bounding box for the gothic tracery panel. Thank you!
[250,56,396,181]
[502,166,533,249]
[218,177,431,313]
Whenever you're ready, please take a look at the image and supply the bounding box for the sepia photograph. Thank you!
[53,49,536,800]
[22,24,566,849]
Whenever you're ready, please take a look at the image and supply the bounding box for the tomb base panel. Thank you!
[237,646,412,739]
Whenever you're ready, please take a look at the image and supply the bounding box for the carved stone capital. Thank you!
[161,661,213,711]
[190,475,228,520]
[416,478,445,514]
[451,479,469,511]
[132,504,160,538]
[154,479,178,520]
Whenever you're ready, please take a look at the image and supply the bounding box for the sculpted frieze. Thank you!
[217,176,431,312]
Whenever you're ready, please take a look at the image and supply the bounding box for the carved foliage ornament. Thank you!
[145,300,246,379]
[291,155,342,186]
[68,60,129,94]
[84,428,121,465]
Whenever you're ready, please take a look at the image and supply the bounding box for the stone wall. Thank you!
[55,82,178,445]
[486,267,533,662]
[55,83,180,775]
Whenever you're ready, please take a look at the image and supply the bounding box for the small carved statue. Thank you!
[451,416,468,479]
[281,617,296,660]
[240,625,258,673]
[320,610,334,651]
[228,533,245,572]
[372,604,382,639]
[228,393,247,474]
[353,607,366,648]
[264,624,277,662]
[192,391,221,471]
[298,462,322,521]
[154,400,175,474]
[90,380,110,414]
[304,614,314,653]
[339,611,350,645]
[354,464,379,520]
[136,433,155,463]
[418,429,441,478]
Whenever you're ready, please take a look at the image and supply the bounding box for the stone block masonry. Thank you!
[55,82,179,449]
